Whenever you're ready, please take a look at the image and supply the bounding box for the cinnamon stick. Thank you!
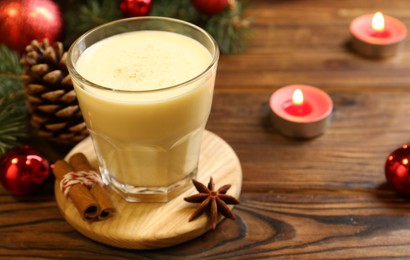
[69,153,115,220]
[53,160,100,221]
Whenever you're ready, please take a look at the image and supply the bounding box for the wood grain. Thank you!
[55,130,242,249]
[3,0,410,258]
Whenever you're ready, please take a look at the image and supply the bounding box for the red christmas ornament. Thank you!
[120,0,152,17]
[0,0,63,53]
[0,146,50,195]
[191,0,229,16]
[385,144,410,196]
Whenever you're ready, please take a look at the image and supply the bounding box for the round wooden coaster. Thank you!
[55,130,242,249]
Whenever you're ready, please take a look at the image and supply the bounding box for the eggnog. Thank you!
[68,18,219,202]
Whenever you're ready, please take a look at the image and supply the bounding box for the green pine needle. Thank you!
[0,44,27,157]
[62,0,251,54]
[150,0,198,22]
[151,0,252,54]
[205,1,252,53]
[63,0,123,46]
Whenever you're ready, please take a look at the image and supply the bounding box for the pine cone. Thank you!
[21,39,88,145]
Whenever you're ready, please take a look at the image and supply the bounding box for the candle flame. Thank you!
[292,89,304,105]
[372,12,385,32]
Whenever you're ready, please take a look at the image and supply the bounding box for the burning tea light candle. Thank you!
[350,12,407,57]
[370,12,390,38]
[282,89,313,117]
[270,85,333,139]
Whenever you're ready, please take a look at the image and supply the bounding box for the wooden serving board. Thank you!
[54,130,242,249]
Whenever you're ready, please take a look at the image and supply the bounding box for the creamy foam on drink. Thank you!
[77,31,211,92]
[73,30,215,189]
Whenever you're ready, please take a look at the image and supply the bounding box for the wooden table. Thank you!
[3,0,410,258]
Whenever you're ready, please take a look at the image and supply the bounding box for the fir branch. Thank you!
[150,0,198,22]
[61,0,251,54]
[205,1,252,54]
[63,0,123,46]
[0,45,22,75]
[0,44,27,156]
[0,45,25,107]
[150,0,252,54]
[0,107,27,156]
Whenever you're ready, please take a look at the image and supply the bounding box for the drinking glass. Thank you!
[67,17,219,202]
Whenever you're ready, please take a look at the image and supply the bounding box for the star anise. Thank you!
[184,177,240,229]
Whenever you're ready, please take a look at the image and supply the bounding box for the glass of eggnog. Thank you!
[66,17,219,202]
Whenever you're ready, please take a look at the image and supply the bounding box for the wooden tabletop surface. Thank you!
[4,0,410,258]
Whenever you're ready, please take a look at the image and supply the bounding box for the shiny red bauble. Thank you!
[0,146,50,195]
[0,0,63,53]
[120,0,152,17]
[385,144,410,196]
[191,0,229,16]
